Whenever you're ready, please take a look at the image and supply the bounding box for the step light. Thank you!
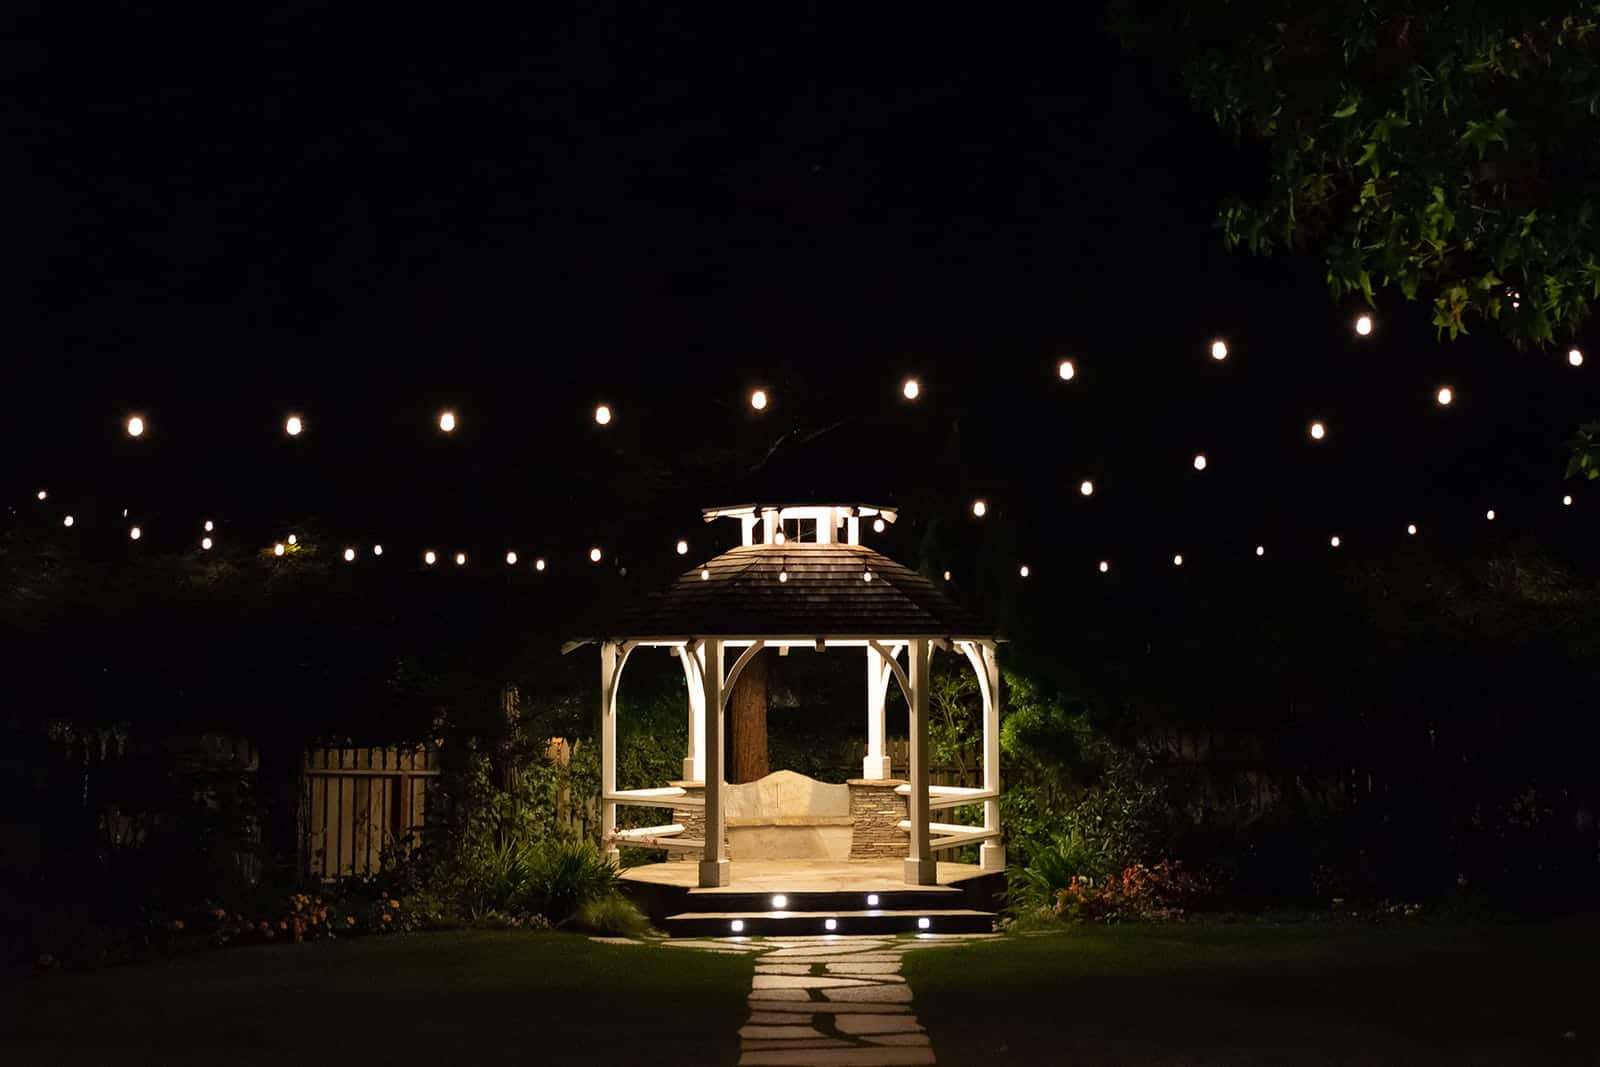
[824,918,837,931]
[729,920,744,933]
[917,917,931,930]
[866,894,879,907]
[770,895,787,909]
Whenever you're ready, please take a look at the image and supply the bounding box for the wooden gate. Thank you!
[302,746,439,879]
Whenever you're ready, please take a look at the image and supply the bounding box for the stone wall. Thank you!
[847,779,909,860]
[667,780,720,862]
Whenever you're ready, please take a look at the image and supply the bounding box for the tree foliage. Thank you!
[1117,1,1600,344]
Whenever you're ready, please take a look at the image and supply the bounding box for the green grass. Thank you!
[903,919,1600,1065]
[0,931,752,1067]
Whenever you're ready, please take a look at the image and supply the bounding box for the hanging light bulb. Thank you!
[593,404,612,426]
[373,544,384,556]
[438,410,457,433]
[201,537,213,551]
[1562,494,1574,507]
[455,552,466,566]
[1569,348,1585,367]
[1255,545,1265,557]
[1098,560,1110,573]
[1330,535,1341,547]
[129,526,141,540]
[943,570,952,581]
[1079,480,1094,496]
[1193,454,1208,471]
[424,550,437,565]
[675,539,688,555]
[872,517,886,533]
[285,415,304,436]
[36,490,47,501]
[343,548,356,562]
[1210,339,1228,361]
[1436,386,1454,406]
[126,415,145,438]
[972,499,987,517]
[505,551,518,566]
[273,543,285,556]
[778,566,789,583]
[1172,553,1183,567]
[1355,314,1373,336]
[700,568,710,581]
[750,389,768,411]
[774,529,786,545]
[1407,524,1418,535]
[589,547,602,562]
[1486,509,1496,521]
[1310,421,1326,441]
[63,515,74,527]
[862,568,873,582]
[204,520,214,532]
[1018,564,1030,578]
[1057,359,1075,381]
[902,378,921,399]
[535,558,546,571]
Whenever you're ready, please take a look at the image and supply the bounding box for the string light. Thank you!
[1562,495,1573,507]
[1172,554,1183,567]
[902,378,920,399]
[778,566,789,583]
[273,543,285,556]
[1098,560,1109,573]
[343,548,356,562]
[1436,386,1454,406]
[675,539,688,555]
[1255,545,1265,557]
[204,520,214,532]
[505,551,518,565]
[1193,454,1207,471]
[1486,509,1496,521]
[1210,339,1228,361]
[424,550,437,565]
[36,490,47,501]
[373,545,384,556]
[750,389,768,411]
[1569,348,1585,367]
[455,552,466,566]
[1330,535,1341,547]
[63,515,75,527]
[285,415,304,437]
[126,415,145,438]
[863,569,873,582]
[1079,480,1094,496]
[438,410,457,433]
[1407,524,1418,535]
[201,537,213,551]
[943,570,952,581]
[972,499,987,517]
[1355,314,1373,336]
[594,404,612,426]
[129,526,141,541]
[873,517,886,533]
[1057,359,1075,381]
[287,534,298,546]
[589,547,602,562]
[535,558,546,572]
[1018,565,1030,578]
[1309,421,1326,441]
[700,568,710,581]
[774,529,786,545]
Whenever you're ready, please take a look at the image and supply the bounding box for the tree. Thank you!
[1116,1,1600,345]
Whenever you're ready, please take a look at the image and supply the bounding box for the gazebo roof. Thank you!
[605,542,991,640]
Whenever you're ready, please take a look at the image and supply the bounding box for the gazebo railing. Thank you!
[893,783,996,811]
[603,787,704,853]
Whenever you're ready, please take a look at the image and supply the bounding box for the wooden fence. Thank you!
[302,746,439,880]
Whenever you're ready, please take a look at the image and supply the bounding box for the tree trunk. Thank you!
[729,649,769,783]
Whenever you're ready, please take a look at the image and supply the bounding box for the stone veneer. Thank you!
[846,779,909,860]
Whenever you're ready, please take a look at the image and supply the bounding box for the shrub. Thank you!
[527,838,620,924]
[571,893,651,937]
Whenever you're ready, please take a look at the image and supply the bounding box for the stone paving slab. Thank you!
[748,987,816,1001]
[740,1050,936,1066]
[752,974,877,990]
[742,1038,855,1051]
[750,1000,910,1015]
[836,1014,925,1035]
[754,964,815,975]
[825,962,904,974]
[820,983,915,1003]
[741,1024,829,1040]
[865,1034,935,1047]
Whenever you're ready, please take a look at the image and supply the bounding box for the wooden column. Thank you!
[698,638,729,887]
[678,645,706,782]
[904,637,936,885]
[863,645,892,779]
[599,641,619,865]
[980,641,1005,871]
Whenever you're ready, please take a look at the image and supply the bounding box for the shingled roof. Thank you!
[605,543,991,639]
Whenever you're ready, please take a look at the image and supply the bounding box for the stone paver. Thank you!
[835,1014,925,1035]
[752,974,877,990]
[820,983,915,1003]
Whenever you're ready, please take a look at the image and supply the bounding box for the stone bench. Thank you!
[666,770,909,861]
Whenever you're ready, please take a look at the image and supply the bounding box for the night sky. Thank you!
[7,3,1599,630]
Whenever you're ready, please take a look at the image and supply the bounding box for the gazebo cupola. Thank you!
[579,502,1003,888]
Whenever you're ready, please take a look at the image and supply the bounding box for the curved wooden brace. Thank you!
[719,640,767,712]
[675,643,704,693]
[604,641,638,716]
[867,640,912,707]
[957,640,994,721]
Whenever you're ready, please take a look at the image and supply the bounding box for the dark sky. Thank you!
[5,2,1598,615]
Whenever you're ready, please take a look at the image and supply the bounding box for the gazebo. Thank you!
[574,503,1004,892]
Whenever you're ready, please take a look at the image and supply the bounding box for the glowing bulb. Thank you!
[63,515,74,527]
[126,415,145,437]
[1436,386,1453,406]
[589,547,602,562]
[285,415,303,436]
[438,410,456,433]
[863,569,873,582]
[872,517,886,533]
[675,539,688,555]
[778,569,788,583]
[287,534,297,546]
[343,548,355,562]
[373,545,384,556]
[1210,339,1228,361]
[1193,454,1207,471]
[593,404,611,426]
[1407,524,1417,535]
[1310,421,1326,440]
[455,552,466,566]
[1098,560,1109,573]
[902,378,920,399]
[1569,348,1585,367]
[1355,314,1373,336]
[36,490,47,500]
[943,570,951,581]
[201,537,213,551]
[1255,545,1265,557]
[774,529,786,545]
[126,526,140,541]
[204,520,214,532]
[424,550,436,565]
[505,551,518,565]
[1486,509,1496,521]
[972,499,987,517]
[1172,554,1183,567]
[1019,564,1030,578]
[917,917,931,930]
[750,389,768,411]
[1562,495,1573,507]
[1058,359,1075,381]
[1330,535,1341,547]
[273,543,285,556]
[730,920,744,933]
[1080,480,1094,496]
[771,895,787,909]
[824,918,838,931]
[700,568,710,580]
[535,558,546,571]
[866,894,880,907]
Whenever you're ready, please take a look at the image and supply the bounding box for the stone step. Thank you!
[662,907,996,938]
[678,888,961,914]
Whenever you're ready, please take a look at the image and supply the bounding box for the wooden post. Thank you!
[863,645,892,779]
[980,641,1005,871]
[679,645,706,782]
[600,641,619,865]
[904,637,936,885]
[699,639,729,887]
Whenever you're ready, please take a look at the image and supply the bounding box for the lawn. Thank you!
[903,918,1600,1065]
[0,931,752,1067]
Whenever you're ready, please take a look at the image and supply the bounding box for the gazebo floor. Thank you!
[620,859,1004,937]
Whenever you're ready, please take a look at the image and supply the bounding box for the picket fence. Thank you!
[302,746,439,880]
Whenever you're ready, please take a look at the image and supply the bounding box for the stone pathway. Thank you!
[599,932,998,1066]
